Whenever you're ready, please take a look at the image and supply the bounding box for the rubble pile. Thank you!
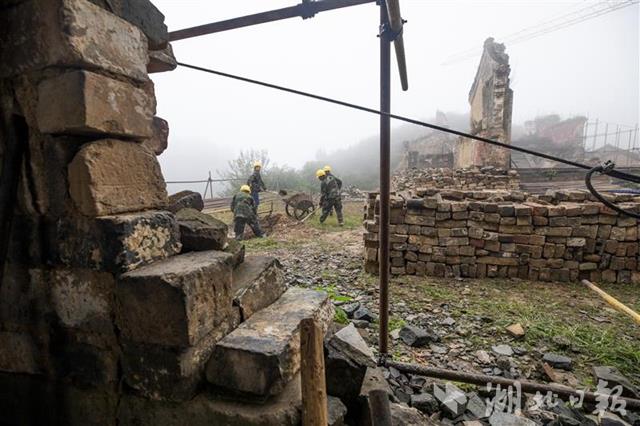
[393,167,521,193]
[363,189,640,282]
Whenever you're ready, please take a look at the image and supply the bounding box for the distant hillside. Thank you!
[313,111,469,190]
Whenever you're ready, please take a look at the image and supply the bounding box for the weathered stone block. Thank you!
[68,139,167,216]
[0,331,40,374]
[142,117,169,155]
[121,310,240,401]
[116,251,234,347]
[37,71,154,139]
[87,0,168,49]
[167,190,205,213]
[50,269,115,336]
[206,287,333,397]
[148,43,177,73]
[176,208,228,252]
[118,375,302,426]
[232,256,286,321]
[0,0,148,81]
[49,211,180,273]
[224,239,246,269]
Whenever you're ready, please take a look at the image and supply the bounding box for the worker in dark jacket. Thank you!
[247,161,266,212]
[317,169,344,226]
[231,185,263,240]
[323,165,343,190]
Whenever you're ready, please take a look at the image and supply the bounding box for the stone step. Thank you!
[118,375,302,426]
[232,256,285,321]
[115,250,234,348]
[205,287,333,398]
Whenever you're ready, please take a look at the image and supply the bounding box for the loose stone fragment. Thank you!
[399,325,439,347]
[232,256,285,321]
[176,208,228,252]
[506,323,525,338]
[491,344,514,357]
[167,190,205,213]
[542,353,572,371]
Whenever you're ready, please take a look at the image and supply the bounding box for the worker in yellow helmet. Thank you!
[323,165,343,189]
[231,184,263,240]
[316,169,343,226]
[247,160,266,212]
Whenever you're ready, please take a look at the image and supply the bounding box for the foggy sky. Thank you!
[151,0,639,186]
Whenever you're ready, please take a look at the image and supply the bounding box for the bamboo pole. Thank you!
[581,279,640,325]
[300,318,328,426]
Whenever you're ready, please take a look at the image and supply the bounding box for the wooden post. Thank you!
[300,318,328,426]
[368,389,393,426]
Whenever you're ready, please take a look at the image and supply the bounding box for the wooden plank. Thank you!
[300,317,328,426]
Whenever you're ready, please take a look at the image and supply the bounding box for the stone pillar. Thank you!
[455,38,513,170]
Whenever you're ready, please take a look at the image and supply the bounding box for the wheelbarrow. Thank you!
[278,190,316,221]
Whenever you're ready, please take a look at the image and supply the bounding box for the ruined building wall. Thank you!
[0,1,331,425]
[363,190,640,284]
[455,38,513,170]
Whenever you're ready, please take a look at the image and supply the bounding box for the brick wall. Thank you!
[393,167,520,193]
[363,190,640,284]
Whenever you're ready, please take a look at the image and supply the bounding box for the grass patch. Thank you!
[334,308,349,325]
[314,284,353,303]
[306,210,362,232]
[389,316,406,331]
[242,236,279,250]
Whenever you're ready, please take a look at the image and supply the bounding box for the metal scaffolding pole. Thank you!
[378,0,391,358]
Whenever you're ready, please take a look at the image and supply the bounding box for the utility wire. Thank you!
[442,0,638,65]
[176,61,640,186]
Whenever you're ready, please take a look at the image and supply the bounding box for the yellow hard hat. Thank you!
[253,161,262,169]
[316,169,326,178]
[323,165,332,173]
[240,185,251,193]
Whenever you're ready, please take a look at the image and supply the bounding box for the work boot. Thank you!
[339,222,344,227]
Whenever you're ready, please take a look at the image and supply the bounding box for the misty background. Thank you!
[150,0,639,196]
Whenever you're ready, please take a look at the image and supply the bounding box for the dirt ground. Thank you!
[211,200,640,390]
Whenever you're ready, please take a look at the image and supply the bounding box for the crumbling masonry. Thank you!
[0,1,335,424]
[455,38,513,170]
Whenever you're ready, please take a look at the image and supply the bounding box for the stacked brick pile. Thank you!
[363,190,640,283]
[0,1,333,425]
[392,166,520,192]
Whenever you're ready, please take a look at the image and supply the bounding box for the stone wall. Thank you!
[392,167,520,193]
[363,190,640,284]
[0,1,332,425]
[454,38,513,170]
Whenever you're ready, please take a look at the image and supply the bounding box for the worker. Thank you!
[247,161,266,212]
[231,185,263,240]
[323,165,343,190]
[316,169,344,226]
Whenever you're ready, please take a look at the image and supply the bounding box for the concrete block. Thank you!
[68,139,166,216]
[0,0,148,81]
[232,256,286,321]
[206,287,333,397]
[116,251,234,347]
[37,71,154,139]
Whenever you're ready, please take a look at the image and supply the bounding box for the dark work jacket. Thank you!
[247,171,266,193]
[231,192,256,219]
[320,175,340,201]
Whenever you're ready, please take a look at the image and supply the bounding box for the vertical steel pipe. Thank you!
[378,0,391,358]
